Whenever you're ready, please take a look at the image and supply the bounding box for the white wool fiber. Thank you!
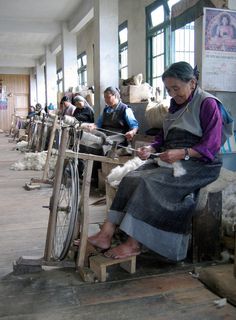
[155,158,186,177]
[145,100,169,129]
[107,157,144,187]
[222,181,236,237]
[10,150,58,171]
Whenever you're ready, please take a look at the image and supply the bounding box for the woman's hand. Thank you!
[160,149,185,163]
[125,128,137,141]
[80,123,97,132]
[137,145,156,160]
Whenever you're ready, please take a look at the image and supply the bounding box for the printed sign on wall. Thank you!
[202,8,236,92]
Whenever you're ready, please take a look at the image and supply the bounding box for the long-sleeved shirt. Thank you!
[151,96,222,161]
[96,102,139,130]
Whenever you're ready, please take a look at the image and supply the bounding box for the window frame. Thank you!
[77,51,88,86]
[146,0,195,99]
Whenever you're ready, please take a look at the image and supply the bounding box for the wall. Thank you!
[77,21,95,87]
[0,74,30,131]
[119,0,153,80]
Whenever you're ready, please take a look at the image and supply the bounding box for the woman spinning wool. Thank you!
[88,61,223,261]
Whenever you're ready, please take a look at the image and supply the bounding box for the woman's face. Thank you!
[164,77,196,105]
[76,101,84,109]
[104,92,118,107]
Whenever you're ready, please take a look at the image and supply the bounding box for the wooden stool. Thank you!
[89,255,136,282]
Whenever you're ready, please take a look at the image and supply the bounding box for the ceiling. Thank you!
[0,0,85,70]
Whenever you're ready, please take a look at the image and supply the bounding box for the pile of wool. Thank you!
[107,157,144,187]
[14,140,28,151]
[145,100,169,129]
[222,181,236,237]
[10,150,58,171]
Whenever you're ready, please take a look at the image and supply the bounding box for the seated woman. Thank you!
[59,96,76,117]
[87,61,223,261]
[73,95,94,123]
[88,86,139,144]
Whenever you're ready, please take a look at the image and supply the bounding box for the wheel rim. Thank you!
[52,159,79,260]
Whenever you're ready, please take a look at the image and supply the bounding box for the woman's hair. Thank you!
[162,61,199,82]
[73,95,86,103]
[60,96,70,103]
[35,103,42,111]
[104,86,120,99]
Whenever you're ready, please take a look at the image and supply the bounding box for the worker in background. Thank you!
[87,86,139,145]
[59,96,76,117]
[73,95,94,123]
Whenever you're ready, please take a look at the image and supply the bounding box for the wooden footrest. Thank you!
[89,255,136,282]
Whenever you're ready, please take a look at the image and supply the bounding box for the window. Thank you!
[57,69,63,93]
[146,0,195,99]
[77,52,87,86]
[173,22,195,66]
[119,21,128,80]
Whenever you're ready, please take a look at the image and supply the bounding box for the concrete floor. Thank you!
[0,133,50,278]
[1,133,236,319]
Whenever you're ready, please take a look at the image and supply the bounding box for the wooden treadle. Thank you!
[89,255,136,282]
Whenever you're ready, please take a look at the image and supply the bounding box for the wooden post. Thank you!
[76,159,94,269]
[44,126,69,261]
[42,115,58,181]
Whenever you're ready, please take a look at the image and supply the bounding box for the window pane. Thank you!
[120,48,128,66]
[82,54,87,66]
[173,22,194,65]
[78,58,82,68]
[121,67,128,80]
[119,27,128,44]
[151,6,164,27]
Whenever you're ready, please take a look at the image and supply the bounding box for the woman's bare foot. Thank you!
[87,221,116,250]
[104,237,141,259]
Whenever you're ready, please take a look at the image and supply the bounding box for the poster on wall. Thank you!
[202,7,236,92]
[0,81,7,110]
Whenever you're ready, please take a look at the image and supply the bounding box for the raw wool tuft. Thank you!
[10,150,58,171]
[154,158,187,177]
[107,156,186,188]
[14,140,28,152]
[145,100,169,129]
[222,181,236,237]
[107,157,144,187]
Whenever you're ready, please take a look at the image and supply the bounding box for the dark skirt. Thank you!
[108,157,222,260]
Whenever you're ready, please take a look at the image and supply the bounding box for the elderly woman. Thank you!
[60,96,76,117]
[88,86,139,143]
[88,61,224,261]
[73,95,94,123]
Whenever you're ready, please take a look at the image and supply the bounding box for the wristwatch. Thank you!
[184,148,190,160]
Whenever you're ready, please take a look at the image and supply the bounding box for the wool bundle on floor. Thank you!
[14,140,28,151]
[10,150,58,171]
[222,181,236,237]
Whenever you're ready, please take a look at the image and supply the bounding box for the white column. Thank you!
[45,46,57,108]
[36,62,46,107]
[61,23,78,92]
[94,0,119,118]
[29,67,37,106]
